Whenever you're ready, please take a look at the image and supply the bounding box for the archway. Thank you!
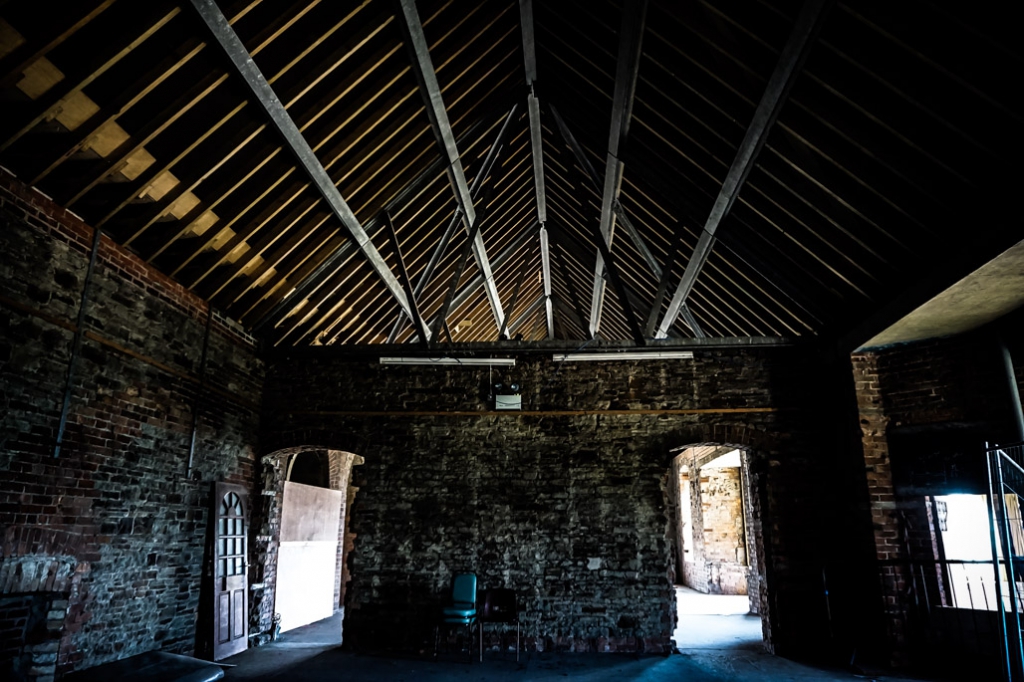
[254,447,362,644]
[668,443,765,652]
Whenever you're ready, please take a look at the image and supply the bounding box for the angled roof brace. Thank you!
[549,104,661,281]
[387,105,519,344]
[257,115,491,335]
[429,184,497,344]
[680,304,705,339]
[497,243,534,340]
[396,0,507,337]
[384,210,427,348]
[587,0,648,338]
[507,294,546,337]
[644,225,682,338]
[189,0,430,341]
[405,221,537,345]
[553,245,590,336]
[557,220,644,345]
[520,0,553,339]
[655,0,833,338]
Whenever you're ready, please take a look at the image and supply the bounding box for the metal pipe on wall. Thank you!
[53,225,103,458]
[999,336,1024,442]
[186,306,214,478]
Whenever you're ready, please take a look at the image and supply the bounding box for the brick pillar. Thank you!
[851,352,909,663]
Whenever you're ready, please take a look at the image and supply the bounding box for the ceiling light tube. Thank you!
[380,357,515,366]
[552,350,694,362]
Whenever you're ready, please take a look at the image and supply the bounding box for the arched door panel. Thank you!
[213,482,248,660]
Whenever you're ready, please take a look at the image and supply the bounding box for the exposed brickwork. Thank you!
[0,554,78,682]
[852,332,1024,667]
[0,173,263,675]
[262,347,848,656]
[682,466,748,595]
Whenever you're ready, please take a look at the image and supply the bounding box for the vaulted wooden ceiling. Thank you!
[1,0,1019,348]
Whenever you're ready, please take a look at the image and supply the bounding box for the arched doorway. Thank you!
[668,444,765,651]
[257,447,362,642]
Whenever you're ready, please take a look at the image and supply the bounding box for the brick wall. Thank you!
[0,172,263,675]
[675,455,749,597]
[852,331,1024,667]
[699,467,748,594]
[261,345,851,657]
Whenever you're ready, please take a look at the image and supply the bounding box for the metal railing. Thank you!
[987,442,1024,681]
[871,443,1024,680]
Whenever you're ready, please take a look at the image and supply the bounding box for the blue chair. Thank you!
[434,572,479,661]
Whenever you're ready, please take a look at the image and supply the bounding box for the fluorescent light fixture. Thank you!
[379,357,515,366]
[552,350,694,362]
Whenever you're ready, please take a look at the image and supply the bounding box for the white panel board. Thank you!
[276,541,339,632]
[277,481,343,632]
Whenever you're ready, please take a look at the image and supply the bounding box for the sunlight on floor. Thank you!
[674,586,762,651]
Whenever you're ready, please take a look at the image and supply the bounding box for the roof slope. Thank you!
[0,0,1020,348]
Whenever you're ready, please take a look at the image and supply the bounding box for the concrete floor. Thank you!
[219,597,937,681]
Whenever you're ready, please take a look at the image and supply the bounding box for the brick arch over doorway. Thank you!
[252,446,362,641]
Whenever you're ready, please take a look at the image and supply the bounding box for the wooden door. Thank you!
[213,482,248,660]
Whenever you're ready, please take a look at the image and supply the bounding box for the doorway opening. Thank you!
[670,445,764,652]
[260,448,362,647]
[277,450,344,635]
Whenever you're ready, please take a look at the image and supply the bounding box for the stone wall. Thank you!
[692,467,747,595]
[0,172,263,675]
[262,344,853,656]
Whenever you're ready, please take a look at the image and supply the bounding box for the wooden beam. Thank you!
[395,0,506,337]
[189,0,429,341]
[587,0,648,337]
[27,39,208,187]
[0,0,118,89]
[62,70,230,208]
[0,5,181,153]
[656,0,833,338]
[384,210,427,347]
[284,407,781,418]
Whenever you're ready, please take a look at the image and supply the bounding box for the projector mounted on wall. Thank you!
[492,382,522,411]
